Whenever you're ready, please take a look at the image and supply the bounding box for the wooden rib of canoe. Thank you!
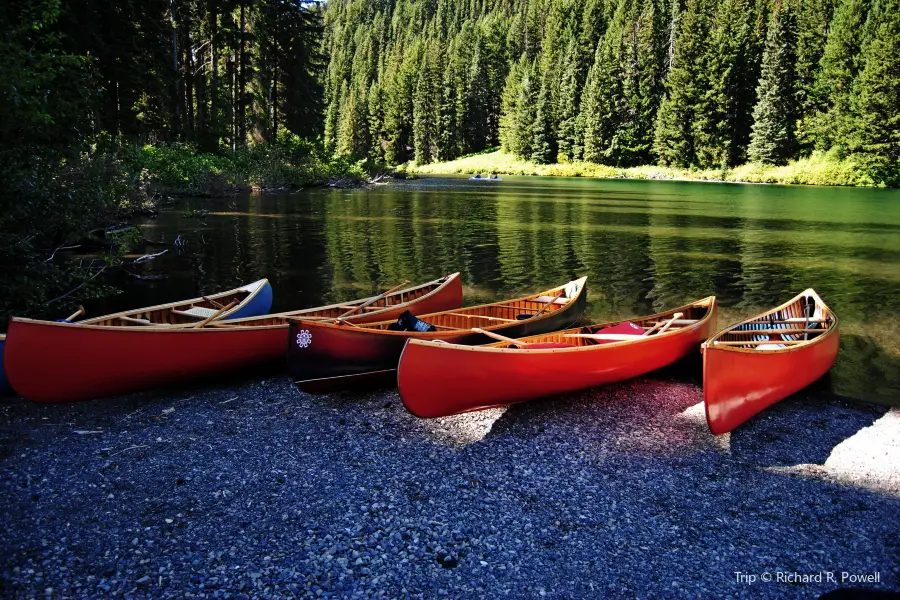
[701,288,839,435]
[4,274,462,403]
[398,296,717,418]
[287,277,588,394]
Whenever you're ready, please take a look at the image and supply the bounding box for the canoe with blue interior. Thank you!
[0,279,271,397]
[5,274,461,402]
[71,278,273,326]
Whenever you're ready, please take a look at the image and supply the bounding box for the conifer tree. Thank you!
[810,0,870,150]
[531,68,558,164]
[747,2,798,165]
[557,37,583,161]
[793,0,834,152]
[846,0,900,183]
[654,0,712,166]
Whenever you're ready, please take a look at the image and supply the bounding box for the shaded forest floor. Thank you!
[1,372,897,598]
[409,150,883,187]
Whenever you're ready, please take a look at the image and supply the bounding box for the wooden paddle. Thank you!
[337,280,410,319]
[533,290,565,318]
[564,333,643,341]
[642,312,683,337]
[194,299,239,328]
[65,306,85,322]
[471,327,521,345]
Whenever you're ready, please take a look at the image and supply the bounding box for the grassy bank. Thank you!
[136,139,367,196]
[407,150,887,187]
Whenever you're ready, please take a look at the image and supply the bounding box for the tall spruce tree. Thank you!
[747,1,798,165]
[811,0,870,151]
[846,0,900,183]
[531,67,557,163]
[654,0,713,167]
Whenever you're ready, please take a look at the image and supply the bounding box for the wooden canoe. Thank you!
[288,277,588,394]
[0,335,9,396]
[397,296,717,418]
[4,274,461,402]
[71,278,274,326]
[701,289,839,435]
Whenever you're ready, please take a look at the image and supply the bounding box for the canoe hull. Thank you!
[4,276,462,403]
[702,331,840,435]
[0,335,9,396]
[398,301,717,417]
[288,284,587,394]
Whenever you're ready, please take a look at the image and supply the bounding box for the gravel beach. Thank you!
[1,367,898,599]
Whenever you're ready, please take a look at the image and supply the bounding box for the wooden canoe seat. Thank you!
[117,316,152,325]
[172,306,219,319]
[647,319,699,326]
[534,295,569,305]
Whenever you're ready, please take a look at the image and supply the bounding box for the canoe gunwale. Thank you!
[701,288,839,356]
[8,274,460,334]
[73,278,271,326]
[291,276,588,339]
[401,295,716,355]
[213,272,461,328]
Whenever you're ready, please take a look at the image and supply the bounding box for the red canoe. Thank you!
[702,288,839,435]
[4,274,461,402]
[397,296,717,418]
[288,277,588,394]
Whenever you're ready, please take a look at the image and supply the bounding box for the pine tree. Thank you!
[846,0,900,183]
[810,0,870,151]
[694,0,755,167]
[531,67,557,163]
[793,0,834,152]
[654,0,713,167]
[556,36,583,161]
[747,2,798,165]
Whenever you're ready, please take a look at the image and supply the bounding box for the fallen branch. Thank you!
[45,244,81,262]
[133,249,168,264]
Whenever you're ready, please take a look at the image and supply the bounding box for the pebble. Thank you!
[0,377,896,599]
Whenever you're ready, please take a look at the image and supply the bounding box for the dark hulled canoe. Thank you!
[398,296,717,417]
[702,289,839,435]
[288,277,587,394]
[4,274,461,402]
[0,335,9,396]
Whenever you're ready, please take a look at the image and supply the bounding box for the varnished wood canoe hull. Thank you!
[288,279,588,394]
[702,289,839,434]
[4,275,462,402]
[398,297,717,417]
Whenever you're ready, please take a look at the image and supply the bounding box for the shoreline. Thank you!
[1,374,897,597]
[406,150,886,188]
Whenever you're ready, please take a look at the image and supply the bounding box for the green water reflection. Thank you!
[112,175,900,404]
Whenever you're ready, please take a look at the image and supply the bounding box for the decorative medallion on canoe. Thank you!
[296,330,313,348]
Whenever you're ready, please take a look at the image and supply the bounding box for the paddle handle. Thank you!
[194,299,239,328]
[65,306,86,322]
[338,280,410,319]
[472,327,521,345]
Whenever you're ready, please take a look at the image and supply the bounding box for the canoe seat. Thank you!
[177,306,220,319]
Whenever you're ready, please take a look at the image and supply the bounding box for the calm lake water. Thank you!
[103,175,900,404]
